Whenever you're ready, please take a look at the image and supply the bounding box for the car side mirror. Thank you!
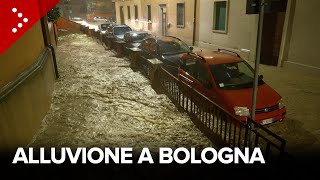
[259,75,264,80]
[189,46,194,51]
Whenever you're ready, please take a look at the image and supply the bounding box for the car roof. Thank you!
[113,25,131,28]
[127,31,148,35]
[99,23,111,26]
[144,36,181,43]
[157,36,181,42]
[194,50,242,65]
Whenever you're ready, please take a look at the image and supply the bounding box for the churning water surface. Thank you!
[29,34,212,155]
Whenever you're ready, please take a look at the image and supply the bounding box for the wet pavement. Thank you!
[29,34,212,153]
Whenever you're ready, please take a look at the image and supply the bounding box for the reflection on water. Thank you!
[30,34,212,153]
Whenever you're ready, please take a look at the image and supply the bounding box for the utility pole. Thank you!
[251,0,266,128]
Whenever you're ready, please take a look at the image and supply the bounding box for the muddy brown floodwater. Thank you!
[29,34,212,154]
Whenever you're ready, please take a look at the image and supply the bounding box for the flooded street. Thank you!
[29,34,212,153]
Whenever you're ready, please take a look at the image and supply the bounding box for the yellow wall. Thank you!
[0,52,55,150]
[0,22,45,88]
[0,20,55,151]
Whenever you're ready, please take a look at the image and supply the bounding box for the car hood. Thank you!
[115,35,124,40]
[130,43,141,48]
[220,83,281,110]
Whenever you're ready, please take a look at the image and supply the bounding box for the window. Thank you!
[113,27,132,36]
[209,61,263,90]
[134,5,138,20]
[120,6,124,24]
[196,62,212,89]
[177,3,185,27]
[147,5,151,22]
[127,6,131,19]
[213,1,228,33]
[182,58,197,77]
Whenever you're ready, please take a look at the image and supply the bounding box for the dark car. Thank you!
[137,36,192,72]
[115,31,151,56]
[178,49,286,125]
[98,23,113,42]
[103,25,132,49]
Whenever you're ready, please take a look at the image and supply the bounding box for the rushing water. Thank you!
[29,34,212,154]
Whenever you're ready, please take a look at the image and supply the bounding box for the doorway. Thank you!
[159,5,167,36]
[260,0,288,66]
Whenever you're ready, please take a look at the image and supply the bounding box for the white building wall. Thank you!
[284,0,320,71]
[198,0,258,61]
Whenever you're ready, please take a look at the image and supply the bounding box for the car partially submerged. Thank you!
[71,17,83,23]
[177,49,286,125]
[97,23,113,42]
[93,16,107,22]
[135,36,192,72]
[98,23,112,34]
[115,31,151,57]
[103,25,132,49]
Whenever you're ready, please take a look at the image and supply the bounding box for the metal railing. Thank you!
[157,66,287,163]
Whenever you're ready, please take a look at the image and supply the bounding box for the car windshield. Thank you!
[131,33,150,42]
[158,39,191,55]
[210,61,264,89]
[100,24,109,31]
[114,27,131,35]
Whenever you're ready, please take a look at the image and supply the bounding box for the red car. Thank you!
[178,49,286,125]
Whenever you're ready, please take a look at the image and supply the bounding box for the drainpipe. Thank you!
[40,17,59,79]
[192,0,197,46]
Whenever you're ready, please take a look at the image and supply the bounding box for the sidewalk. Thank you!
[193,46,320,156]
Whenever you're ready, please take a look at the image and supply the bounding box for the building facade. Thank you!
[86,0,115,20]
[198,0,320,72]
[115,0,320,72]
[115,0,198,45]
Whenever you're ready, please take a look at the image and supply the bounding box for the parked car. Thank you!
[98,23,112,34]
[103,25,132,49]
[107,16,116,23]
[115,31,151,56]
[137,36,192,71]
[93,16,107,22]
[71,17,83,23]
[177,49,286,125]
[97,23,113,42]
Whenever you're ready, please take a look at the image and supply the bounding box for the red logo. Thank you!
[0,0,60,55]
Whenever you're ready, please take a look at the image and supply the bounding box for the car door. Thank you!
[179,56,215,100]
[178,56,197,86]
[194,61,215,100]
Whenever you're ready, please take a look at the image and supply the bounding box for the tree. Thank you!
[47,6,61,23]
